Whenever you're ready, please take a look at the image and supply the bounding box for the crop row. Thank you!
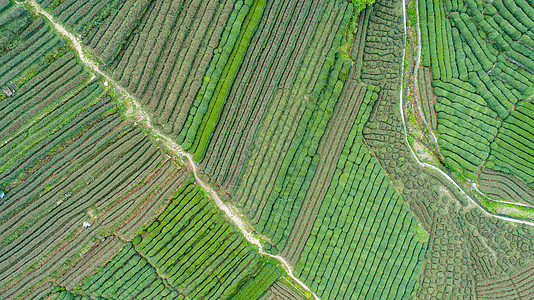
[1,121,186,297]
[478,168,534,206]
[360,4,403,86]
[486,102,534,188]
[145,0,237,135]
[293,83,425,299]
[134,181,262,299]
[281,83,373,264]
[113,0,179,97]
[41,0,243,142]
[419,0,453,81]
[0,120,161,284]
[178,0,267,162]
[81,243,180,299]
[0,4,35,57]
[476,257,534,299]
[417,67,437,129]
[200,0,326,187]
[235,3,354,256]
[260,280,304,300]
[0,7,190,296]
[229,262,280,300]
[432,79,501,177]
[0,3,25,29]
[55,236,124,291]
[0,0,11,14]
[215,0,343,213]
[53,291,98,300]
[420,0,534,185]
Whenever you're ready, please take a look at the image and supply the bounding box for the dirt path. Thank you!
[24,1,318,298]
[400,0,534,228]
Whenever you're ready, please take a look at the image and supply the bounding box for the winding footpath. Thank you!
[23,0,318,298]
[400,0,534,227]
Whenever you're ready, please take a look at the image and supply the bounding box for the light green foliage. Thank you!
[480,198,534,221]
[178,0,267,162]
[415,222,430,243]
[230,262,281,300]
[294,86,426,299]
[79,243,175,299]
[487,102,534,188]
[354,0,376,12]
[136,181,262,299]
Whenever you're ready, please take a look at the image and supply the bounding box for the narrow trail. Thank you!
[24,1,319,298]
[412,0,442,156]
[400,0,534,227]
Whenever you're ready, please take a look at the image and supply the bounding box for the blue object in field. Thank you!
[0,191,4,200]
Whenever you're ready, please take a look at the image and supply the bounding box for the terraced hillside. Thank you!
[418,0,534,198]
[1,0,534,299]
[0,1,293,299]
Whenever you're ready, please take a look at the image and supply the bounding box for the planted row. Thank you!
[486,102,534,188]
[135,181,262,299]
[294,83,425,299]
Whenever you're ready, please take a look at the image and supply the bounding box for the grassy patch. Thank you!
[480,198,534,221]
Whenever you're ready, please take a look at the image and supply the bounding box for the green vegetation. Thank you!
[230,262,280,300]
[3,0,534,299]
[479,198,534,221]
[354,0,376,12]
[419,0,534,184]
[180,0,267,162]
[135,181,262,299]
[295,85,426,299]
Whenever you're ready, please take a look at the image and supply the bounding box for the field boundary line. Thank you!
[22,0,318,298]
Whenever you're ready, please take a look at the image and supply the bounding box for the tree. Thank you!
[354,0,376,12]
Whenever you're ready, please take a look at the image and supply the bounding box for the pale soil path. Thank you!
[23,1,318,298]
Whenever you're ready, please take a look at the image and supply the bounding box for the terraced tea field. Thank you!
[1,0,533,299]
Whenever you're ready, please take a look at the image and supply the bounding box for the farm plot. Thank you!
[56,242,179,299]
[417,67,438,130]
[479,168,534,206]
[260,281,304,300]
[354,0,534,298]
[293,86,426,299]
[205,0,357,254]
[0,3,279,299]
[30,7,426,297]
[229,262,281,300]
[0,8,188,299]
[418,0,534,187]
[133,181,264,299]
[476,260,534,299]
[192,0,426,297]
[486,102,534,188]
[8,0,534,298]
[25,180,282,300]
[37,0,266,143]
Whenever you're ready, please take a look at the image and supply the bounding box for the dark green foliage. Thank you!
[230,262,281,300]
[294,85,426,299]
[487,102,534,188]
[422,0,534,181]
[178,0,267,161]
[135,181,261,299]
